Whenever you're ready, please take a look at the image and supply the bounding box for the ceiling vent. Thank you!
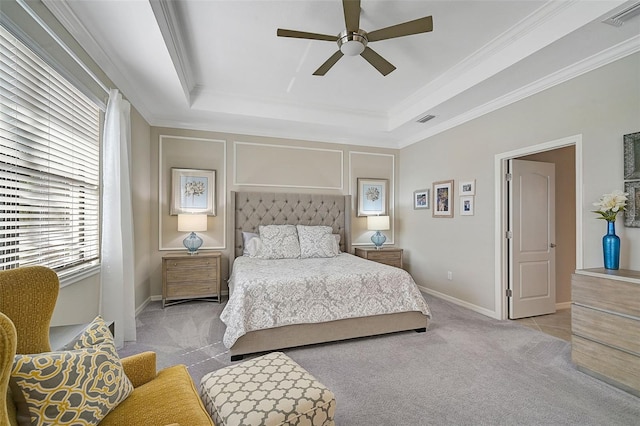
[416,114,436,123]
[602,1,640,27]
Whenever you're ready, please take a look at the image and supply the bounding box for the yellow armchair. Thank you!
[0,266,214,426]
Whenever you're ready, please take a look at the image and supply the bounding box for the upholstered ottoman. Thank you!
[200,352,336,426]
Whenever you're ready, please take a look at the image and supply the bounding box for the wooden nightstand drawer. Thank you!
[162,252,222,307]
[164,256,216,270]
[166,281,217,298]
[354,247,403,269]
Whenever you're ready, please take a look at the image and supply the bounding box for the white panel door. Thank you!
[509,159,556,319]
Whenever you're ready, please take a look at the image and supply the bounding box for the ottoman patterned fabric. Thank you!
[200,352,335,426]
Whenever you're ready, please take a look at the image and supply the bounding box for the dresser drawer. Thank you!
[572,304,640,355]
[354,248,403,268]
[164,257,217,270]
[166,281,217,298]
[572,335,640,392]
[166,268,216,284]
[572,273,640,318]
[367,252,401,267]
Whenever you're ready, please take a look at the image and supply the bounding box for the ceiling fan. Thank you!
[277,0,433,76]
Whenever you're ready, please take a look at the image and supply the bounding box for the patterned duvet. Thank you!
[221,253,431,348]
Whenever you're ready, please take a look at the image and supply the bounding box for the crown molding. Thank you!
[43,0,154,121]
[389,0,627,130]
[149,0,195,106]
[398,35,640,148]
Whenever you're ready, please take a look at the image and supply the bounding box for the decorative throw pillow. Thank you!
[10,316,133,426]
[297,225,340,258]
[257,224,301,259]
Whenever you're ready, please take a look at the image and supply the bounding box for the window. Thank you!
[0,25,100,273]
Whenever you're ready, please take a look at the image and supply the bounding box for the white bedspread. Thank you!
[220,253,431,348]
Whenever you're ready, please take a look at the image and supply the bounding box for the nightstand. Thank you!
[162,252,222,308]
[354,247,403,269]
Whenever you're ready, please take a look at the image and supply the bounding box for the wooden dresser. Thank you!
[354,247,403,269]
[162,252,221,308]
[571,268,640,397]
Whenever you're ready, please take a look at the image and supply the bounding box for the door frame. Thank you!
[494,134,583,320]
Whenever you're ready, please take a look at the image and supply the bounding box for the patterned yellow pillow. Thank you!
[10,316,133,426]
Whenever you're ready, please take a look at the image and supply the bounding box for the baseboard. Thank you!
[556,302,572,310]
[135,297,152,317]
[417,285,500,320]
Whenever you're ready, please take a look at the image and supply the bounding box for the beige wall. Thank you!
[149,127,398,299]
[131,108,153,309]
[519,146,576,305]
[399,53,640,315]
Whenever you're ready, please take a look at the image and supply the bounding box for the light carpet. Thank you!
[118,294,640,425]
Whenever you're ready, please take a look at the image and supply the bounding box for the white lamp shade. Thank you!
[177,214,208,232]
[367,215,390,231]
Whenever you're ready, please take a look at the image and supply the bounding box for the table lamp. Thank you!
[178,214,207,255]
[367,215,390,249]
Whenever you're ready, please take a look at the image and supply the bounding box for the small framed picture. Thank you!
[459,179,476,196]
[413,189,430,209]
[170,168,216,215]
[460,196,474,216]
[433,180,454,218]
[357,178,388,217]
[624,132,640,180]
[624,180,640,228]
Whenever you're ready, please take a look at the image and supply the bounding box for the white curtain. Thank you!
[100,89,136,348]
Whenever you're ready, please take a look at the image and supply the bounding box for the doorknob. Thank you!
[550,243,557,248]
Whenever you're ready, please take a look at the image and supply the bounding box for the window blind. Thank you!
[0,25,100,272]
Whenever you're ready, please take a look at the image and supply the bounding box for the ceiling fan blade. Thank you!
[343,0,361,32]
[313,51,344,76]
[367,16,433,42]
[360,47,396,76]
[277,29,337,42]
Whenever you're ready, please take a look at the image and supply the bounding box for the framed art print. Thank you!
[624,131,640,180]
[459,179,476,196]
[433,180,454,218]
[413,189,430,209]
[170,168,216,215]
[624,180,640,228]
[357,178,388,216]
[460,196,474,216]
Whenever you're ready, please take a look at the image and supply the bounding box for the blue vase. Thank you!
[602,221,620,270]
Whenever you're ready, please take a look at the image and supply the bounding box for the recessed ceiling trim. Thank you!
[43,0,154,120]
[398,35,640,149]
[388,0,627,131]
[149,0,195,106]
[602,1,640,26]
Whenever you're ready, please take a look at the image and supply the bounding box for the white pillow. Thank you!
[245,236,263,257]
[257,225,301,259]
[242,232,259,256]
[297,225,340,258]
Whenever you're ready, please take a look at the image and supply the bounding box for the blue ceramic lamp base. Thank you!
[183,232,203,255]
[371,231,386,250]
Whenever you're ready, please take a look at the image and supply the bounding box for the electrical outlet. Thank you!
[447,271,453,280]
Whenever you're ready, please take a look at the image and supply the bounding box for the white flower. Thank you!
[593,190,628,221]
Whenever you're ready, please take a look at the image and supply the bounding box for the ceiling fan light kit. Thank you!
[338,29,367,56]
[277,0,433,76]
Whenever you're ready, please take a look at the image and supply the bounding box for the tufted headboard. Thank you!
[230,191,351,260]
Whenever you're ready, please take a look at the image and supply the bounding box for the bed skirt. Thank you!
[229,311,428,361]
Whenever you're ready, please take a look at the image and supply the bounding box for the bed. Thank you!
[222,191,431,360]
